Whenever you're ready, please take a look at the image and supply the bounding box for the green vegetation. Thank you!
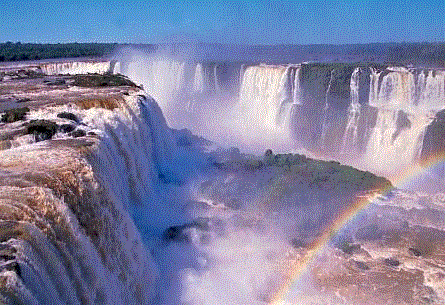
[71,74,138,88]
[0,42,117,62]
[1,107,30,123]
[214,149,392,192]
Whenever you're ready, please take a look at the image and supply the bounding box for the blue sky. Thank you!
[1,0,443,44]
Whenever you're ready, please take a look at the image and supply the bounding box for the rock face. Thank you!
[420,109,445,163]
[0,69,160,304]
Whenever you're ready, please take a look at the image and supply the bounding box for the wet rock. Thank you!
[1,261,21,277]
[164,226,189,242]
[57,112,79,123]
[43,78,66,86]
[392,110,411,144]
[353,260,370,270]
[163,219,211,243]
[337,242,361,255]
[0,245,15,262]
[408,247,422,257]
[421,109,445,162]
[1,107,30,123]
[26,119,58,142]
[384,258,400,267]
[72,74,138,88]
[15,97,31,104]
[334,235,361,254]
[69,129,86,138]
[59,124,75,133]
[0,140,12,150]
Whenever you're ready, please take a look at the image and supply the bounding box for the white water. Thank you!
[364,67,444,173]
[0,93,172,304]
[3,56,445,304]
[341,67,362,155]
[364,109,430,172]
[39,61,113,75]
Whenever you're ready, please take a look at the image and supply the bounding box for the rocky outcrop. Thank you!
[420,109,445,163]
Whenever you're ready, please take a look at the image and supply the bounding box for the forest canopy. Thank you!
[0,42,443,67]
[0,42,118,62]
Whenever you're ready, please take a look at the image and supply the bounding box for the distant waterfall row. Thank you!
[117,55,445,173]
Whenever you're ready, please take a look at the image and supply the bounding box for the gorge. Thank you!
[0,48,444,304]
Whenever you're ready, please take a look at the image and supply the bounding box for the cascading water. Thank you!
[417,70,445,109]
[39,61,113,75]
[2,51,445,304]
[114,49,445,173]
[341,67,362,156]
[118,55,190,127]
[229,64,302,152]
[364,67,444,172]
[237,65,288,130]
[0,93,178,304]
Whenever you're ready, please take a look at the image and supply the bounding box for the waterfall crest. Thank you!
[0,92,186,304]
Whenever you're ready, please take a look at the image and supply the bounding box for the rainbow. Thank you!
[269,154,445,304]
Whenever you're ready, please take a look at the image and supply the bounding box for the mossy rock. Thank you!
[57,112,79,123]
[59,124,75,133]
[71,74,139,88]
[0,140,12,150]
[26,119,58,142]
[1,107,30,123]
[69,129,86,138]
[383,258,400,267]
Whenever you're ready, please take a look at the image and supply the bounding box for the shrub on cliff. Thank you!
[72,74,139,88]
[26,120,58,142]
[217,149,392,192]
[1,107,30,123]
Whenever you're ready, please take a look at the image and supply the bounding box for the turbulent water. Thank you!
[1,55,445,304]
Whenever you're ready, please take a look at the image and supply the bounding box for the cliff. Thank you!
[0,70,162,304]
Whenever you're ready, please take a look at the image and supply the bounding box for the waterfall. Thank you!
[213,64,220,95]
[417,70,445,109]
[237,64,289,130]
[369,67,417,109]
[320,69,335,150]
[113,49,445,168]
[192,63,204,94]
[363,109,430,171]
[39,61,113,75]
[369,67,382,106]
[341,67,362,155]
[363,67,442,172]
[118,55,190,127]
[292,66,302,105]
[0,93,181,304]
